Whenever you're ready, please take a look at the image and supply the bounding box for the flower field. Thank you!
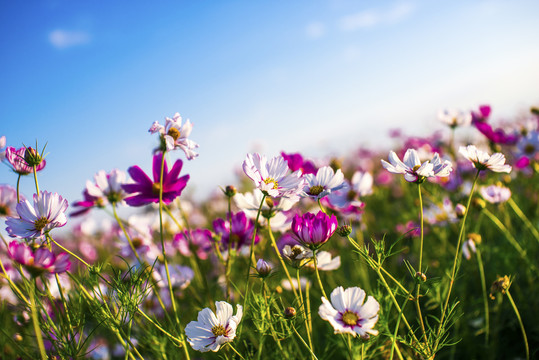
[0,106,538,359]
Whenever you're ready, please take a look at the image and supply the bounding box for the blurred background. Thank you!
[1,0,539,205]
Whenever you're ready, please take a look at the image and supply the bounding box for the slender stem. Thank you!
[297,268,314,357]
[112,204,143,264]
[475,248,489,346]
[312,250,327,299]
[16,174,21,203]
[157,152,190,359]
[29,282,47,360]
[415,184,428,346]
[227,343,246,360]
[291,324,319,360]
[0,256,29,306]
[390,290,412,360]
[436,170,480,347]
[32,165,40,196]
[507,197,539,243]
[506,289,529,360]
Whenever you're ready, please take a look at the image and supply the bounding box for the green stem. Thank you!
[0,256,29,306]
[475,248,489,346]
[415,184,428,346]
[506,289,529,360]
[312,249,327,299]
[227,343,246,360]
[291,324,319,360]
[16,174,21,203]
[266,219,298,299]
[436,170,480,348]
[389,291,412,360]
[112,204,144,264]
[297,269,314,357]
[29,283,47,360]
[33,165,40,196]
[507,197,539,244]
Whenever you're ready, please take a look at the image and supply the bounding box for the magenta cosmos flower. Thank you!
[122,152,189,206]
[174,229,214,260]
[280,151,317,175]
[5,191,68,239]
[213,212,259,252]
[8,241,70,277]
[5,146,46,175]
[149,112,199,160]
[242,153,305,198]
[291,211,338,250]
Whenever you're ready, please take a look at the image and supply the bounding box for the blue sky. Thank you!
[1,0,539,207]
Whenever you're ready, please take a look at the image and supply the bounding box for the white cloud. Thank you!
[339,2,415,31]
[49,29,91,49]
[305,21,326,39]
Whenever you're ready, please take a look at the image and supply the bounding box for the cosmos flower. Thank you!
[305,251,341,271]
[327,171,373,211]
[149,112,199,160]
[255,259,272,278]
[185,301,243,352]
[5,146,46,175]
[300,166,345,199]
[291,211,338,250]
[281,277,311,291]
[458,145,512,173]
[462,238,477,260]
[153,263,194,290]
[480,184,511,204]
[381,149,452,183]
[0,184,20,218]
[122,152,189,206]
[234,189,297,231]
[213,212,258,252]
[438,109,472,128]
[7,241,70,277]
[282,244,313,268]
[5,191,68,239]
[319,286,380,338]
[280,151,317,175]
[515,130,539,163]
[174,229,214,260]
[242,153,304,198]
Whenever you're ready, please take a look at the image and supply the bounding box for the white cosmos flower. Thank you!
[149,112,199,160]
[305,251,341,271]
[458,145,512,173]
[438,109,472,128]
[382,149,452,183]
[462,238,477,260]
[319,286,380,338]
[480,184,511,204]
[242,153,304,198]
[185,301,243,352]
[301,166,345,199]
[234,189,297,231]
[86,169,127,205]
[5,191,68,239]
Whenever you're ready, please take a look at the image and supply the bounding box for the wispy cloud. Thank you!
[305,21,326,39]
[49,29,91,49]
[339,2,415,31]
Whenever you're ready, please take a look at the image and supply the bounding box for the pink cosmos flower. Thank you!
[300,166,345,199]
[8,241,70,277]
[471,105,518,145]
[213,212,259,252]
[149,112,199,160]
[459,145,512,173]
[291,211,338,250]
[480,184,511,204]
[242,153,305,199]
[5,146,46,175]
[5,191,68,239]
[122,153,189,206]
[0,184,20,218]
[174,229,214,260]
[71,169,127,216]
[281,151,317,175]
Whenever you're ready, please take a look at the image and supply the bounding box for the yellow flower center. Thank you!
[0,205,10,216]
[152,182,161,195]
[342,310,359,326]
[34,217,49,231]
[211,325,227,336]
[132,237,143,248]
[263,178,279,190]
[308,185,324,196]
[167,127,181,141]
[412,164,421,172]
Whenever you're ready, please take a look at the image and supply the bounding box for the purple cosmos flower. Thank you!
[5,191,68,239]
[0,185,20,218]
[213,212,258,252]
[281,151,317,175]
[471,105,518,145]
[8,241,70,277]
[300,166,345,199]
[149,112,199,160]
[122,152,189,206]
[319,286,380,338]
[242,153,305,199]
[174,229,214,260]
[459,145,512,173]
[5,146,46,175]
[291,211,338,250]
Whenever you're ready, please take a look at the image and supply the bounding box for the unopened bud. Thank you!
[24,147,43,167]
[337,225,352,237]
[224,185,236,197]
[329,158,342,172]
[256,259,272,278]
[416,272,427,282]
[13,333,23,342]
[468,233,482,245]
[284,306,296,318]
[265,197,274,208]
[489,275,510,299]
[472,198,486,209]
[455,204,466,218]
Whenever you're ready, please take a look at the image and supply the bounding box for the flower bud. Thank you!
[265,197,274,208]
[284,306,296,318]
[256,259,272,278]
[489,275,510,299]
[415,272,427,282]
[24,147,44,167]
[455,204,466,218]
[468,233,482,245]
[224,185,237,197]
[337,225,352,237]
[472,198,486,209]
[329,158,342,172]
